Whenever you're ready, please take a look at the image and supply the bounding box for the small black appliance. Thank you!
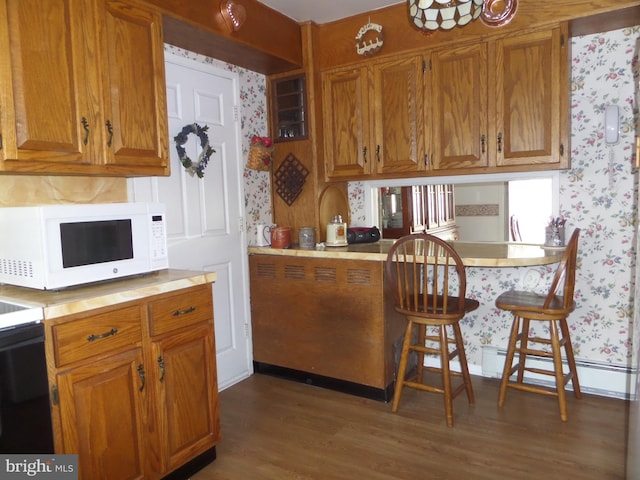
[346,227,381,244]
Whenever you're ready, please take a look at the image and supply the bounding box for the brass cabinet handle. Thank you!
[137,364,146,392]
[105,120,113,147]
[172,306,196,316]
[157,355,165,383]
[87,327,118,342]
[81,117,90,145]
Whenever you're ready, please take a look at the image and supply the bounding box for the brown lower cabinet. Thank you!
[249,254,406,401]
[45,284,219,480]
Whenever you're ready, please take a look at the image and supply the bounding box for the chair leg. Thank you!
[516,318,531,384]
[559,317,582,399]
[498,315,521,408]
[549,319,568,421]
[392,320,414,413]
[439,325,454,427]
[416,324,426,383]
[452,322,474,405]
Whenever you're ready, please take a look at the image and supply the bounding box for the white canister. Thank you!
[326,215,347,246]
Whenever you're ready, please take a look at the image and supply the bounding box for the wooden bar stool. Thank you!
[386,234,479,427]
[496,228,581,421]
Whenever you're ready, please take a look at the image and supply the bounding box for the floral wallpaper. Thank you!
[350,26,640,369]
[477,26,639,368]
[164,45,273,229]
[169,24,640,372]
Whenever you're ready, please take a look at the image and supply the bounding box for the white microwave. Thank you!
[0,202,169,290]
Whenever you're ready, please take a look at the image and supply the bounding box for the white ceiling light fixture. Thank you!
[408,0,483,31]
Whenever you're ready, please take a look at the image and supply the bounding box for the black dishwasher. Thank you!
[0,321,54,453]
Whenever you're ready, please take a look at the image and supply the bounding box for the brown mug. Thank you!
[270,226,291,249]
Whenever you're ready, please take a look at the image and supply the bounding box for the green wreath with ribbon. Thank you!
[173,123,215,178]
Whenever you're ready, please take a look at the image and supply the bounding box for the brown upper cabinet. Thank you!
[373,56,426,176]
[493,26,569,169]
[430,42,489,170]
[431,25,569,171]
[323,55,426,181]
[321,23,570,182]
[431,24,570,172]
[322,65,371,179]
[0,0,169,176]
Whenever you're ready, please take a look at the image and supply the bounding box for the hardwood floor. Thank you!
[193,373,628,480]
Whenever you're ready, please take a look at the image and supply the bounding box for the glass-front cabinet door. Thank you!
[270,74,307,142]
[380,184,456,239]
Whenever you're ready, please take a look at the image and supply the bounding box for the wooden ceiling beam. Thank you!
[143,0,639,74]
[145,0,303,74]
[570,4,640,37]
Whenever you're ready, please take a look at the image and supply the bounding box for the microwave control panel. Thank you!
[150,214,168,261]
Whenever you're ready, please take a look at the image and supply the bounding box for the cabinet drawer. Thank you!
[149,285,213,337]
[51,305,143,367]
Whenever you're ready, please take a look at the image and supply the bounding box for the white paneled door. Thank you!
[129,52,252,390]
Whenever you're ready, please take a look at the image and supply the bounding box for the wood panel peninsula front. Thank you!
[0,269,218,480]
[248,241,564,400]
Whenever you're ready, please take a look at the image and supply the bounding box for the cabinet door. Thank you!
[152,325,219,474]
[431,43,488,170]
[441,184,456,226]
[100,0,169,175]
[322,66,371,180]
[492,26,569,168]
[410,186,426,233]
[0,0,168,176]
[270,74,308,141]
[372,56,425,175]
[0,0,95,171]
[424,184,440,230]
[57,348,147,480]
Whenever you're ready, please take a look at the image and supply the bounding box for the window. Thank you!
[362,172,559,243]
[508,178,553,244]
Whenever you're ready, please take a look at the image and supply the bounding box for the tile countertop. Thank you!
[0,269,217,319]
[248,240,566,267]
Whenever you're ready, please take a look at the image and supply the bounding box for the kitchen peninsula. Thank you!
[248,241,564,400]
[249,240,564,266]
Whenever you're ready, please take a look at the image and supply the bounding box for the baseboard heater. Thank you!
[480,345,636,400]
